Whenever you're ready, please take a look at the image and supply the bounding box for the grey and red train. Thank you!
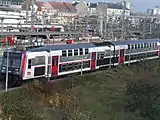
[0,39,160,87]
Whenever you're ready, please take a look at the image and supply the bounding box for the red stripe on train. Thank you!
[91,52,96,70]
[51,56,59,77]
[20,53,27,78]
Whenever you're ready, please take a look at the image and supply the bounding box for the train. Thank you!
[2,24,65,32]
[0,39,160,87]
[0,24,65,45]
[19,24,65,32]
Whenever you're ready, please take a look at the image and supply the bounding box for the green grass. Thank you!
[0,60,160,120]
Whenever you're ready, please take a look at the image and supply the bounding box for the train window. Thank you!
[28,59,31,69]
[128,44,130,50]
[48,56,51,64]
[68,64,72,71]
[147,43,149,48]
[141,44,143,48]
[83,61,90,68]
[85,49,89,54]
[68,50,72,56]
[47,66,51,75]
[135,44,137,49]
[74,49,78,56]
[52,57,58,66]
[92,52,96,61]
[35,56,45,65]
[152,43,155,47]
[144,43,147,48]
[138,44,140,49]
[131,44,134,49]
[79,48,83,55]
[150,43,152,47]
[62,50,67,56]
[120,49,124,57]
[155,42,157,46]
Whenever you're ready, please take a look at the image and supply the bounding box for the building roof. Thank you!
[48,1,76,13]
[35,1,44,11]
[21,1,44,11]
[63,2,76,12]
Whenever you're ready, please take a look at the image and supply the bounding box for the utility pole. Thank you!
[31,0,34,32]
[26,0,28,30]
[1,18,4,37]
[121,1,125,40]
[104,4,108,39]
[99,15,103,37]
[5,37,8,92]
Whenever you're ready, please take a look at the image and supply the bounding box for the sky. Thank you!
[93,0,160,12]
[43,0,160,12]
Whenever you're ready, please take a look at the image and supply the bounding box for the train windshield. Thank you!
[2,52,22,69]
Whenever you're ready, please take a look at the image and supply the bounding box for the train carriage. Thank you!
[1,39,160,88]
[111,39,160,64]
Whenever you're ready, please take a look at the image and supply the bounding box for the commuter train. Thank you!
[0,39,160,87]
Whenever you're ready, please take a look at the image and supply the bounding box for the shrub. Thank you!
[0,89,43,120]
[125,60,160,120]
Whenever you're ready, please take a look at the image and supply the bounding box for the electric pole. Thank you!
[31,0,34,32]
[26,0,28,27]
[1,18,4,37]
[121,1,125,40]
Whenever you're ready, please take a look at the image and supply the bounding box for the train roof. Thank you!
[29,43,95,52]
[110,39,160,45]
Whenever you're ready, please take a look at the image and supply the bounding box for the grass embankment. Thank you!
[0,60,160,120]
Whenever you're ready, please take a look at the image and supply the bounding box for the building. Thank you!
[21,1,46,24]
[0,1,24,26]
[21,1,77,24]
[153,6,160,15]
[88,2,131,16]
[147,9,153,15]
[72,1,88,17]
[44,2,77,24]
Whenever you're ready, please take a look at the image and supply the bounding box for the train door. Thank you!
[91,52,96,70]
[51,56,59,77]
[119,49,125,64]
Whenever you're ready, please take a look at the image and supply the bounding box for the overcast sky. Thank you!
[43,0,160,12]
[96,0,160,12]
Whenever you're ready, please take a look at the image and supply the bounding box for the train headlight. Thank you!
[2,67,6,70]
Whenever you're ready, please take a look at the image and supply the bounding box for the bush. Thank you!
[125,60,160,120]
[0,89,43,120]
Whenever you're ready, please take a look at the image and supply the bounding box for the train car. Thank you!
[0,39,160,88]
[20,24,64,32]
